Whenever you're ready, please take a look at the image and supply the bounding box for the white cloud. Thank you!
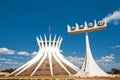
[65,56,84,67]
[73,51,76,54]
[0,48,119,72]
[60,50,63,53]
[95,54,118,71]
[0,58,18,64]
[103,9,120,25]
[13,56,24,59]
[96,54,115,63]
[65,54,115,69]
[65,54,118,71]
[0,48,14,55]
[98,62,120,71]
[4,61,11,64]
[110,45,120,49]
[31,51,38,57]
[0,59,24,70]
[6,61,20,65]
[0,58,6,61]
[17,51,30,56]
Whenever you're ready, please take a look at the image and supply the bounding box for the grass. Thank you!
[0,75,120,80]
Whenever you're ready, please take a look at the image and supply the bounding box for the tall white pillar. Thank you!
[75,32,108,77]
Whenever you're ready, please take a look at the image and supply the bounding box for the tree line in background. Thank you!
[1,68,120,74]
[111,68,120,74]
[1,68,16,73]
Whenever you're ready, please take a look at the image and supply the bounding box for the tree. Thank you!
[111,68,120,74]
[1,68,16,73]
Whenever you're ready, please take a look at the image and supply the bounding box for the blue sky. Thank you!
[0,0,120,72]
